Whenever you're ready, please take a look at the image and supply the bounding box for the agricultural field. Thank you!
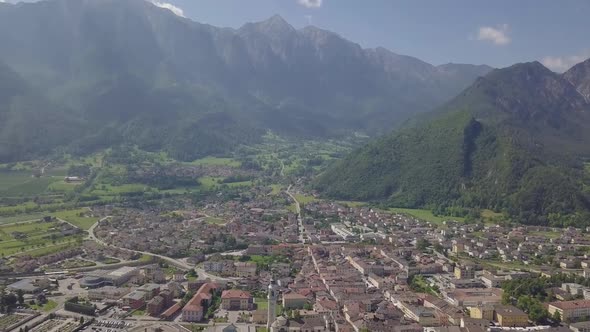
[0,213,48,225]
[293,194,317,205]
[0,314,31,330]
[188,156,241,168]
[0,171,62,197]
[53,209,98,230]
[0,220,82,257]
[388,208,465,226]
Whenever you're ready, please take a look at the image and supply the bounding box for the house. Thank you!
[221,289,253,310]
[282,293,308,310]
[469,305,494,320]
[182,283,218,322]
[147,295,165,316]
[494,305,528,327]
[121,290,146,309]
[234,262,257,278]
[570,321,590,332]
[88,286,131,301]
[548,300,590,322]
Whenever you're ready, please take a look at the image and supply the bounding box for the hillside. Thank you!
[0,62,83,161]
[315,60,590,226]
[0,0,490,162]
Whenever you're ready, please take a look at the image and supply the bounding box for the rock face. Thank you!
[565,58,590,102]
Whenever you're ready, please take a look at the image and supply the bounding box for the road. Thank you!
[286,184,306,244]
[87,217,230,281]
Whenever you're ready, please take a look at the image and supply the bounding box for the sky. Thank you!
[5,0,590,72]
[159,0,590,72]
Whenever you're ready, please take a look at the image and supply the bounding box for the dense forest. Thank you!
[315,61,590,227]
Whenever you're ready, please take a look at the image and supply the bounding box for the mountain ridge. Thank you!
[0,0,491,162]
[315,60,590,226]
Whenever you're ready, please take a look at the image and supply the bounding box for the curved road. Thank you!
[87,217,230,281]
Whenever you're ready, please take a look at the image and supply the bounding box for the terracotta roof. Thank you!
[549,300,590,310]
[283,292,307,300]
[221,289,252,299]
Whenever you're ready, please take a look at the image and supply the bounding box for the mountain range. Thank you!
[0,0,491,162]
[315,59,590,226]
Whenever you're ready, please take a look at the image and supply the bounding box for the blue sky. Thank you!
[150,0,590,72]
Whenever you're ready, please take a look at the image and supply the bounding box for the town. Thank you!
[3,176,590,332]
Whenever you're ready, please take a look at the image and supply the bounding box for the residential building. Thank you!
[549,300,590,322]
[282,293,308,310]
[122,290,146,309]
[494,305,528,327]
[469,305,494,320]
[221,289,253,311]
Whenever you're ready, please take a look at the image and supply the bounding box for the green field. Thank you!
[389,208,465,225]
[270,184,282,195]
[31,300,57,312]
[0,213,48,225]
[189,157,241,167]
[0,171,61,197]
[528,231,562,239]
[47,180,79,193]
[205,217,225,225]
[54,209,98,230]
[90,183,147,196]
[255,297,268,310]
[294,194,317,205]
[0,221,82,256]
[199,176,252,189]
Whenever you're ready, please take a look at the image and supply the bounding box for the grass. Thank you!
[90,183,147,196]
[31,300,57,312]
[0,171,66,198]
[199,176,252,189]
[0,213,48,225]
[132,309,146,316]
[0,220,84,257]
[199,176,222,189]
[294,194,317,205]
[53,209,98,230]
[16,242,81,258]
[47,180,79,193]
[389,208,465,225]
[336,200,366,208]
[255,297,268,310]
[189,157,241,168]
[101,257,121,264]
[205,217,225,225]
[528,231,562,239]
[270,184,282,195]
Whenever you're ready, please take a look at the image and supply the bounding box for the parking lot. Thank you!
[80,320,132,332]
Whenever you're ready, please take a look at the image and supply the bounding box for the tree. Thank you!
[16,289,24,305]
[79,316,85,325]
[552,310,561,324]
[416,238,431,251]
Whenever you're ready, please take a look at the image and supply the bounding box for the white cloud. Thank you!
[152,1,185,17]
[541,51,590,72]
[298,0,322,9]
[476,24,511,46]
